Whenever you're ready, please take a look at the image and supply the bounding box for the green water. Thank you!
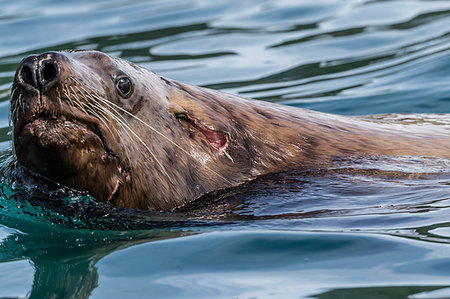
[0,0,450,298]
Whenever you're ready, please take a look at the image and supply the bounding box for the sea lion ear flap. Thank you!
[164,80,231,133]
[164,80,207,117]
[168,102,187,118]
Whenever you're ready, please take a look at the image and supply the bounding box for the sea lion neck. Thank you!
[163,79,450,165]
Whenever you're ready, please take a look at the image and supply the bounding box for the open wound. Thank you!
[176,112,232,161]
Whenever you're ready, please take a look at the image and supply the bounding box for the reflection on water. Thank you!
[90,231,450,298]
[0,0,449,297]
[0,154,449,297]
[0,210,191,298]
[313,286,450,299]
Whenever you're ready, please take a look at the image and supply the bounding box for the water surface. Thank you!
[0,0,449,298]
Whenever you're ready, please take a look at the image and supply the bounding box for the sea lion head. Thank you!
[11,51,239,210]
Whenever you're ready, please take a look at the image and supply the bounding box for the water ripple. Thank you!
[0,1,449,297]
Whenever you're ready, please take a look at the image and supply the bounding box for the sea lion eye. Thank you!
[116,77,133,98]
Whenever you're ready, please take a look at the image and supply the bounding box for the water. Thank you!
[0,0,449,298]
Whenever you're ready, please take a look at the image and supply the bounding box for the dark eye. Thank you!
[116,77,133,98]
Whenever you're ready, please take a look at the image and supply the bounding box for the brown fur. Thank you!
[11,51,450,211]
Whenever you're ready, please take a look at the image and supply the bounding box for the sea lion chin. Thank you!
[10,50,450,211]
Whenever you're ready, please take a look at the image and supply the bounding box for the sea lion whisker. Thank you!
[19,93,23,125]
[68,86,80,101]
[88,100,134,164]
[96,108,134,165]
[56,87,63,107]
[73,86,134,163]
[76,80,103,96]
[9,90,15,125]
[63,91,86,119]
[89,99,176,185]
[10,87,17,101]
[67,86,91,117]
[91,94,233,184]
[86,104,124,148]
[70,86,125,148]
[11,87,19,119]
[66,86,137,178]
[92,103,134,169]
[12,100,19,126]
[81,90,175,184]
[86,92,147,141]
[96,95,182,147]
[109,110,175,184]
[10,102,17,126]
[69,98,88,116]
[63,85,77,108]
[64,86,98,121]
[62,87,71,106]
[90,101,130,137]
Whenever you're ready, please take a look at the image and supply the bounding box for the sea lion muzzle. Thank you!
[12,52,125,205]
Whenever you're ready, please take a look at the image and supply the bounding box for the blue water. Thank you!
[0,0,450,298]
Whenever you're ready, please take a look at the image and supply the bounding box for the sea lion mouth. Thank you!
[16,106,127,203]
[20,109,112,155]
[16,105,120,169]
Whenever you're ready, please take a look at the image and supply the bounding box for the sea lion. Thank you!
[10,50,450,211]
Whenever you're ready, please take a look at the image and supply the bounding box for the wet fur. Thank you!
[11,51,450,211]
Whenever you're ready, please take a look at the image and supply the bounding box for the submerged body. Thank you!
[10,51,450,211]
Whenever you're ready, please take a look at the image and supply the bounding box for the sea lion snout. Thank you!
[11,51,127,204]
[16,52,61,92]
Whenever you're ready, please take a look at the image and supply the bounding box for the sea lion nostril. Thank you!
[20,65,36,88]
[41,62,58,85]
[16,55,59,89]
